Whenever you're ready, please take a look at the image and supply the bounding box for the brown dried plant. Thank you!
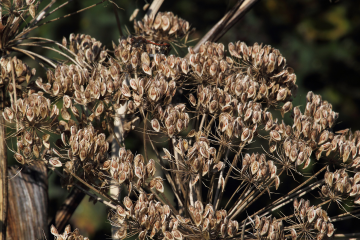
[0,0,359,240]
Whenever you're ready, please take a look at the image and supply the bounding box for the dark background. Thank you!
[24,0,360,238]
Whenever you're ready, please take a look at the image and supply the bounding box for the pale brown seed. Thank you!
[151,118,161,132]
[49,157,62,167]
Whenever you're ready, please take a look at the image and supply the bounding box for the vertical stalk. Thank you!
[146,0,164,18]
[0,87,8,240]
[110,104,126,239]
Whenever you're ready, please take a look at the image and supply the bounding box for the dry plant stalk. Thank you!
[0,0,358,240]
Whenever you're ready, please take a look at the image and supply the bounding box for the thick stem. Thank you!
[0,87,8,240]
[110,104,127,239]
[146,0,164,18]
[54,188,85,232]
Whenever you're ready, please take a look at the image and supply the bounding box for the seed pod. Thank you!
[251,161,260,175]
[303,157,311,169]
[26,107,35,122]
[156,179,164,193]
[95,102,104,116]
[275,175,280,190]
[318,130,329,145]
[241,128,250,142]
[194,64,202,76]
[270,130,281,141]
[181,60,189,74]
[290,229,297,240]
[172,229,182,240]
[276,87,287,101]
[281,101,292,116]
[209,63,218,76]
[209,100,218,113]
[123,196,133,210]
[142,63,152,75]
[327,223,335,237]
[151,118,161,132]
[219,118,228,132]
[244,108,253,122]
[14,153,25,164]
[189,93,196,106]
[49,157,62,167]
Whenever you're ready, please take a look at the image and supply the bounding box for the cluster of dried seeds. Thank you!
[63,33,108,65]
[111,192,181,240]
[134,11,191,43]
[3,92,55,164]
[0,56,36,86]
[151,104,189,137]
[51,224,89,240]
[239,153,280,188]
[189,202,240,238]
[102,148,158,190]
[322,169,360,205]
[291,198,335,239]
[60,125,110,169]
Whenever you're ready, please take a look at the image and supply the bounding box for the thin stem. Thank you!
[15,0,107,41]
[53,169,116,209]
[147,135,184,210]
[11,47,57,68]
[112,3,123,37]
[214,148,229,210]
[247,166,327,221]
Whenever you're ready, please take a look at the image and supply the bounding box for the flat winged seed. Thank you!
[200,147,209,158]
[156,180,164,193]
[95,102,104,116]
[142,63,152,75]
[151,118,161,132]
[116,205,126,217]
[290,229,297,240]
[318,130,329,145]
[303,158,311,169]
[327,223,335,237]
[123,196,133,210]
[275,175,280,190]
[270,130,281,141]
[63,95,71,108]
[241,128,250,142]
[50,225,59,236]
[172,229,182,240]
[14,153,25,164]
[49,157,62,167]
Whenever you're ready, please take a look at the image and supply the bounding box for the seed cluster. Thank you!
[0,57,36,87]
[322,169,360,205]
[291,198,335,239]
[239,153,280,189]
[3,92,54,164]
[102,148,158,190]
[189,202,240,239]
[112,192,181,240]
[151,104,189,137]
[134,11,191,43]
[50,224,89,240]
[4,6,360,239]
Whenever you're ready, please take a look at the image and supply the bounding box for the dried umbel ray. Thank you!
[2,5,360,240]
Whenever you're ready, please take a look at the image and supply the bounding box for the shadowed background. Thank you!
[17,0,360,238]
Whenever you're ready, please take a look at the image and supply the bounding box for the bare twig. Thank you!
[186,0,259,57]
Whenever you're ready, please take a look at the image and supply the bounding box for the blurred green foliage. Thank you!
[31,0,360,238]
